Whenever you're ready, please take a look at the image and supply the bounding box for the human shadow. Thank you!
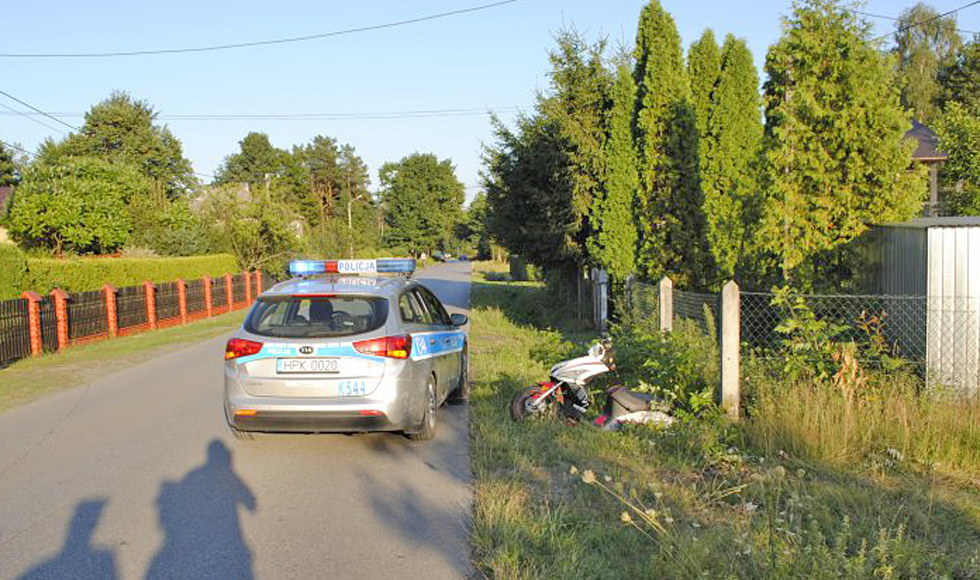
[16,499,118,580]
[144,440,256,580]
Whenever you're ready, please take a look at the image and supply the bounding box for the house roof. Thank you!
[905,119,947,162]
[0,186,11,208]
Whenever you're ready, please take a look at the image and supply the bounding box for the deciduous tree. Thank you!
[380,153,464,256]
[935,101,980,214]
[894,2,962,123]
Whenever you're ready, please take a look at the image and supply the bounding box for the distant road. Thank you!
[0,261,473,580]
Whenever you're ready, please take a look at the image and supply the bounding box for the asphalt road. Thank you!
[0,261,473,580]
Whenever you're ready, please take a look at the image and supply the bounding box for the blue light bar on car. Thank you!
[289,260,327,276]
[288,258,416,277]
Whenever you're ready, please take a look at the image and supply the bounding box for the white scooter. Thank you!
[509,340,675,429]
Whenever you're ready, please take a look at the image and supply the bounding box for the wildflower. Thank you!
[796,468,806,478]
[665,516,674,524]
[644,508,658,518]
[604,474,612,483]
[582,470,596,485]
[569,465,579,475]
[743,501,758,514]
[654,492,663,500]
[771,466,787,480]
[691,521,701,529]
[621,511,633,523]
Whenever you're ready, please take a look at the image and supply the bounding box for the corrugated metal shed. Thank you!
[871,217,980,390]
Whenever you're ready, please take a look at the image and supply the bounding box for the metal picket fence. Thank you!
[231,274,246,304]
[211,277,228,309]
[156,282,181,321]
[186,279,206,315]
[117,285,147,331]
[0,299,32,365]
[39,298,58,353]
[68,290,108,341]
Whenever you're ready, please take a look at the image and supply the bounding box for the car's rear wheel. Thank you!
[408,376,437,441]
[447,347,469,405]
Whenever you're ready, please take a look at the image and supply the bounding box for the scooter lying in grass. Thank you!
[509,339,675,430]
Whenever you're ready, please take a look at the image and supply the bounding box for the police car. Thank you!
[224,258,468,441]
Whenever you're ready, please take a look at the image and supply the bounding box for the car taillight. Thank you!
[225,338,263,360]
[353,335,412,359]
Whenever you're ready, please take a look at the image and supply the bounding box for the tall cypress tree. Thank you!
[702,35,763,280]
[633,0,706,286]
[761,0,926,283]
[589,54,638,281]
[688,29,722,139]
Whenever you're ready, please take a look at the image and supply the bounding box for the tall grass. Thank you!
[745,359,980,477]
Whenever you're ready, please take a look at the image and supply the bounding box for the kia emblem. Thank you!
[299,346,314,355]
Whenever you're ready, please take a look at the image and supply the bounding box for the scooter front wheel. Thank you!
[510,386,551,422]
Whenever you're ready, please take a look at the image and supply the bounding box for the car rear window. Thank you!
[245,295,389,338]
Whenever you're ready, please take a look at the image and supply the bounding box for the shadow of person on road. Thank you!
[145,439,256,580]
[16,499,118,580]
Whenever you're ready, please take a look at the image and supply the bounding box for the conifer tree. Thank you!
[701,35,763,280]
[760,0,926,282]
[589,55,638,281]
[633,0,706,286]
[688,29,722,139]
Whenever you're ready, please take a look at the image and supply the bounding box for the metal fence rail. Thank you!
[231,274,246,304]
[39,298,58,352]
[68,290,107,340]
[0,299,32,364]
[117,285,147,330]
[156,282,181,321]
[186,279,206,314]
[212,277,228,308]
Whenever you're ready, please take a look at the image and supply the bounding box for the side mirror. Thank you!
[450,313,468,327]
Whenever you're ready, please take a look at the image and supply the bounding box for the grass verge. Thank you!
[468,274,980,579]
[0,310,246,412]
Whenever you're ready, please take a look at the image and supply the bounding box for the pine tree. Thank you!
[688,29,722,139]
[761,0,926,283]
[589,55,639,281]
[633,0,706,286]
[701,35,763,280]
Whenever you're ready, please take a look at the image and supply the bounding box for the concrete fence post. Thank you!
[50,289,70,351]
[177,278,188,324]
[720,280,741,420]
[144,281,157,330]
[103,285,118,337]
[21,291,43,357]
[659,277,673,333]
[203,276,213,317]
[224,273,234,310]
[244,270,252,305]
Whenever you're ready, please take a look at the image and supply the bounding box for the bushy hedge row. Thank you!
[0,244,29,300]
[0,253,240,298]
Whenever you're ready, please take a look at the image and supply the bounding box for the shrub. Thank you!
[0,243,28,299]
[22,254,239,294]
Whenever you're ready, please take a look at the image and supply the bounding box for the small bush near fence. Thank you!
[7,254,239,298]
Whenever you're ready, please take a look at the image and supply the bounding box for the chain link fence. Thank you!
[628,280,980,392]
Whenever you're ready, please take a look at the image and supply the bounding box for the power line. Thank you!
[0,138,31,156]
[856,9,978,36]
[870,0,980,42]
[0,106,525,122]
[0,89,79,132]
[0,100,67,136]
[0,0,519,58]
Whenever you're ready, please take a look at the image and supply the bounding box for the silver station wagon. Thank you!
[223,259,468,441]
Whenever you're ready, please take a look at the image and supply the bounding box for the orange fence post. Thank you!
[21,291,43,357]
[204,276,213,317]
[144,281,157,330]
[225,273,234,310]
[50,289,70,351]
[244,270,252,305]
[177,278,188,324]
[103,284,118,337]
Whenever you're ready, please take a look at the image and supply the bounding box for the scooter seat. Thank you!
[608,386,653,414]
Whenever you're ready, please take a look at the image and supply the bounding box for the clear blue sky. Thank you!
[1,0,978,202]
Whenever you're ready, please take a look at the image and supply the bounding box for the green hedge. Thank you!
[12,254,240,296]
[0,244,29,300]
